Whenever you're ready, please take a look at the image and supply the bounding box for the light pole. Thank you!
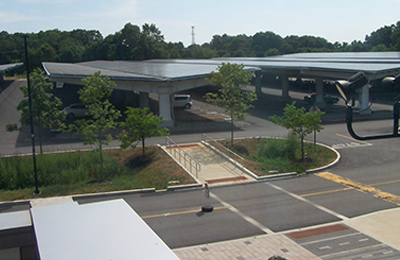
[24,35,40,194]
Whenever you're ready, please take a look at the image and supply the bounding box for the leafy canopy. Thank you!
[69,71,121,146]
[119,107,169,157]
[270,102,325,160]
[205,62,257,145]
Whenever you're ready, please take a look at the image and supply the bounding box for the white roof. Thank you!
[0,210,31,231]
[31,199,178,260]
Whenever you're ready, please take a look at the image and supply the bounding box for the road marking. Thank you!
[332,133,373,149]
[210,193,274,234]
[316,172,400,206]
[335,133,373,145]
[300,179,400,198]
[267,183,349,220]
[142,206,226,219]
[319,244,383,259]
[332,142,372,149]
[301,187,352,198]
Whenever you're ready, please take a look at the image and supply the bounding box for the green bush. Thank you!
[258,138,287,159]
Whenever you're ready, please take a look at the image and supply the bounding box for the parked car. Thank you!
[304,93,339,104]
[63,103,89,118]
[173,94,192,109]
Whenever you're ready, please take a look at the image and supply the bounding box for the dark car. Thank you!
[304,93,339,104]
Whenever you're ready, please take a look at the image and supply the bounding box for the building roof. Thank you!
[42,52,400,84]
[31,199,178,260]
[43,60,259,83]
[0,63,23,73]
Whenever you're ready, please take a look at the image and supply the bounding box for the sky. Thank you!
[1,0,400,47]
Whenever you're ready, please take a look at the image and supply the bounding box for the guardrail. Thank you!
[165,137,201,178]
[201,134,245,166]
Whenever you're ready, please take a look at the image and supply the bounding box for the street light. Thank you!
[24,35,40,194]
[335,72,400,140]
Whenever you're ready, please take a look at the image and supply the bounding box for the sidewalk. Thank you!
[173,208,400,260]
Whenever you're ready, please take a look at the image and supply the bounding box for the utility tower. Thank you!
[191,26,195,45]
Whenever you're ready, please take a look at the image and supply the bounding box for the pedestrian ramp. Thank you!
[165,138,254,185]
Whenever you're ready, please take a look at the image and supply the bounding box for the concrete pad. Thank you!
[30,196,75,208]
[344,208,400,251]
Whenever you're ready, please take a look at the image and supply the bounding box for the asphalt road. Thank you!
[2,79,400,250]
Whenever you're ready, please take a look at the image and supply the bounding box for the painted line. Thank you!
[319,244,383,259]
[335,133,373,145]
[372,179,400,187]
[316,172,400,206]
[300,179,400,198]
[267,183,349,220]
[142,206,226,219]
[210,193,274,234]
[300,187,352,198]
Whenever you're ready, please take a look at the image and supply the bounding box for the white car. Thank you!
[63,103,89,118]
[173,94,192,109]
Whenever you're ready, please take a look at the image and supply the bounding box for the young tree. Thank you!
[270,102,325,160]
[118,107,169,157]
[6,68,65,154]
[205,63,257,146]
[67,71,121,181]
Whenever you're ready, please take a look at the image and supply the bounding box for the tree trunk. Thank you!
[99,142,104,181]
[301,137,305,161]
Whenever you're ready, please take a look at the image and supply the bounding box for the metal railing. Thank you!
[165,137,201,178]
[201,134,245,166]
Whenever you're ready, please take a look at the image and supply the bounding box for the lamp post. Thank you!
[24,35,40,194]
[335,72,400,141]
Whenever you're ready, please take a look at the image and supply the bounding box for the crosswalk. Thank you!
[331,133,373,149]
[331,142,372,149]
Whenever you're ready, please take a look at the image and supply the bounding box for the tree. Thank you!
[66,71,121,181]
[205,63,257,146]
[118,107,169,157]
[270,102,325,160]
[6,68,65,154]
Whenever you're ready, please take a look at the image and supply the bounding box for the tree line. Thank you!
[1,21,400,71]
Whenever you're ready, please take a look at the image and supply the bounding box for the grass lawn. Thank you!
[0,146,195,201]
[218,137,337,176]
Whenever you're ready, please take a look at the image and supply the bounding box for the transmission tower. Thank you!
[191,26,195,45]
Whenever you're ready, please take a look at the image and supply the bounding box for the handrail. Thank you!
[201,134,245,166]
[165,137,201,178]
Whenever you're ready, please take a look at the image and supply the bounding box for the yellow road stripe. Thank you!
[335,133,373,145]
[301,179,400,198]
[316,172,400,206]
[142,206,226,219]
[300,187,352,198]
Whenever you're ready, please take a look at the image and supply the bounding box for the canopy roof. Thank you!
[42,52,400,84]
[0,63,23,73]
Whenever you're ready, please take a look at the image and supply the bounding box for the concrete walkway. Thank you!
[168,143,253,185]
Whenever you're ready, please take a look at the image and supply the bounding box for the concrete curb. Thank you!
[305,141,341,174]
[73,188,156,200]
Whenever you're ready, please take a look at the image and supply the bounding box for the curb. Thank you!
[305,141,341,174]
[73,188,156,200]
